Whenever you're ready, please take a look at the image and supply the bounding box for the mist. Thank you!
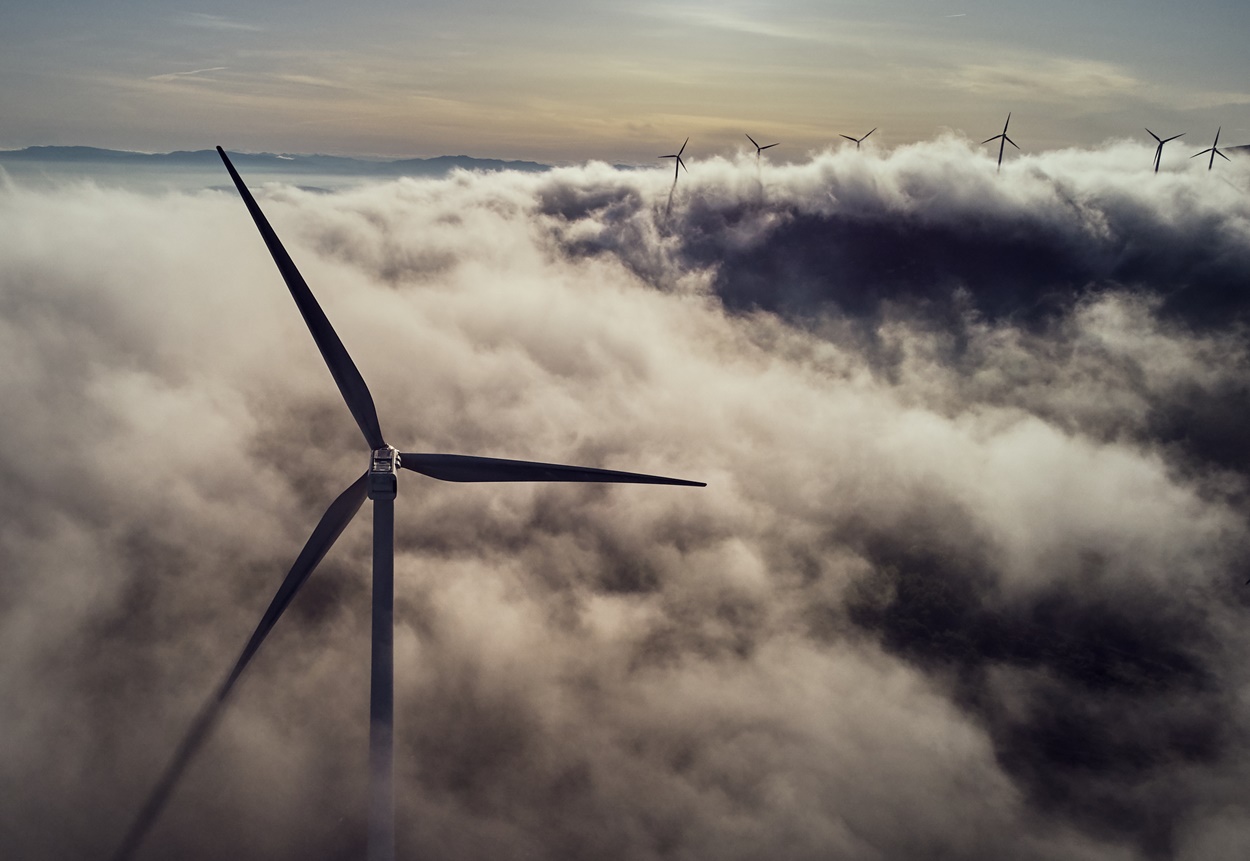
[3,137,1250,861]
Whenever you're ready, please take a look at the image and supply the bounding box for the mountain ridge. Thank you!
[0,145,551,176]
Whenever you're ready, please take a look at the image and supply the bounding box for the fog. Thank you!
[2,137,1250,860]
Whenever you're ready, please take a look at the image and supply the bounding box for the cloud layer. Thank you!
[2,139,1250,860]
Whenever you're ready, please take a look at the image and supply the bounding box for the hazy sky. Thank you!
[2,0,1248,161]
[5,5,1250,859]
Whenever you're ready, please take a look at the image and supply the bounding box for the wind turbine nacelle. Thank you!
[368,447,399,500]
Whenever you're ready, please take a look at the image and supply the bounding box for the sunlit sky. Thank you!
[2,0,1248,163]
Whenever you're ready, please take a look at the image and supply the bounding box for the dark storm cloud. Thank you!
[2,139,1250,861]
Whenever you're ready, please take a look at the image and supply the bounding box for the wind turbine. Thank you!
[659,137,689,184]
[1145,128,1184,173]
[1191,127,1230,170]
[981,113,1019,172]
[839,128,876,150]
[109,147,704,861]
[745,133,779,163]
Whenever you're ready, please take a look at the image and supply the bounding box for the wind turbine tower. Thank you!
[659,138,689,184]
[745,133,779,163]
[981,113,1020,172]
[1191,127,1231,170]
[1145,128,1184,173]
[839,128,876,150]
[109,147,704,861]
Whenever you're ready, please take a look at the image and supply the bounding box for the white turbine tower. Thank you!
[839,128,876,150]
[981,113,1019,172]
[1145,128,1184,173]
[1191,127,1230,170]
[745,132,779,163]
[659,137,689,184]
[109,147,704,861]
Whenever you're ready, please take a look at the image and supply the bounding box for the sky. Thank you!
[3,141,1250,860]
[5,4,1250,860]
[1,0,1249,161]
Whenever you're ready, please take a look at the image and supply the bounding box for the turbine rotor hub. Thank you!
[369,446,399,500]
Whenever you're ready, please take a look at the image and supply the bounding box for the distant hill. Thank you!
[0,146,550,177]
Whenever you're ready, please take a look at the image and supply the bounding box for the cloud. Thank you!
[2,141,1250,860]
[639,4,831,43]
[147,67,228,83]
[273,74,350,90]
[180,12,264,32]
[944,58,1140,104]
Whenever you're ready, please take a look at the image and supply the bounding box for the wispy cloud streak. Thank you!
[147,66,228,82]
[180,12,263,32]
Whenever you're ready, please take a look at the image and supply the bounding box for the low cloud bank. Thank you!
[2,139,1249,860]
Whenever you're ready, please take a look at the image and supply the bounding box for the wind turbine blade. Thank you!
[400,453,705,486]
[1004,113,1012,132]
[1146,128,1162,143]
[761,143,779,150]
[217,148,386,451]
[840,135,858,143]
[1164,133,1184,143]
[678,156,688,172]
[1217,149,1231,162]
[981,136,999,145]
[863,128,876,140]
[1005,136,1020,149]
[1190,150,1209,159]
[678,138,688,157]
[109,471,369,861]
[745,133,758,148]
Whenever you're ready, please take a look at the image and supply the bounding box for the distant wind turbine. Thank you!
[981,113,1019,172]
[745,133,779,163]
[108,147,704,861]
[1145,128,1184,173]
[839,128,876,150]
[1191,127,1230,171]
[659,137,689,184]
